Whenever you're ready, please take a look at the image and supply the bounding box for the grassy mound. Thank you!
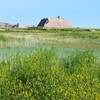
[0,49,100,99]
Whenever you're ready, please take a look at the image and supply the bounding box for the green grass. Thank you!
[0,28,100,99]
[0,49,100,99]
[0,28,100,39]
[0,35,8,42]
[0,34,14,42]
[0,28,100,48]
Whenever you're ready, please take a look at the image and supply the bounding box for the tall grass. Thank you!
[0,28,100,39]
[0,35,8,42]
[0,49,100,99]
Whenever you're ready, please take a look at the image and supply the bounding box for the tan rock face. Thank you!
[38,17,70,29]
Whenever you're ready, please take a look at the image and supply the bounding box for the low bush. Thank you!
[0,49,100,99]
[0,35,8,42]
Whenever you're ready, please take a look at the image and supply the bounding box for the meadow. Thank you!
[0,28,100,99]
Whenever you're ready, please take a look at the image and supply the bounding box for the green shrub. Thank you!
[0,34,13,42]
[0,35,8,41]
[0,49,100,99]
[62,51,97,74]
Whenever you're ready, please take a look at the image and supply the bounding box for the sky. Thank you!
[0,0,100,28]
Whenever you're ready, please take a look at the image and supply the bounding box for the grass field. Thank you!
[0,28,100,99]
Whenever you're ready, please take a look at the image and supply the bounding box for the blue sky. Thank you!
[0,0,100,28]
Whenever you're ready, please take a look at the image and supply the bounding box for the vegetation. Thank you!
[0,28,100,99]
[0,28,100,39]
[0,49,100,99]
[0,35,9,42]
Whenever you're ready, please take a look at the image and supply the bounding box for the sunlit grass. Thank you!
[0,28,100,99]
[0,49,100,99]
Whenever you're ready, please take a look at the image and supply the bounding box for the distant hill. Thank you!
[38,16,70,29]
